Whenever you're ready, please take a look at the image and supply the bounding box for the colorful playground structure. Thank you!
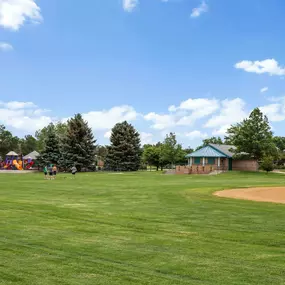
[1,151,39,171]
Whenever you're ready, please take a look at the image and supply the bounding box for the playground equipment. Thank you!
[2,150,39,170]
[4,151,21,170]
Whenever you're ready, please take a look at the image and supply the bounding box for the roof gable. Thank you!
[6,151,18,156]
[186,145,227,158]
[23,151,40,160]
[209,144,235,158]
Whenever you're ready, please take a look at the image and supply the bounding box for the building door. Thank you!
[228,158,233,171]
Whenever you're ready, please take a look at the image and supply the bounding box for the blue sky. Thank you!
[0,0,285,147]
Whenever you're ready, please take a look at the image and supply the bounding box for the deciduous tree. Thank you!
[226,108,276,160]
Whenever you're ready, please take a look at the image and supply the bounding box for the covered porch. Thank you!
[176,146,232,174]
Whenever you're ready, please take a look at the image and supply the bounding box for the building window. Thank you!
[208,158,215,165]
[194,157,200,164]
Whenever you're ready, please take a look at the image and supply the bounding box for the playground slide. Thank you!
[13,160,23,170]
[14,163,23,170]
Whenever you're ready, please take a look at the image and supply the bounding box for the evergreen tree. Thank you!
[61,114,96,171]
[38,123,61,166]
[226,108,277,160]
[105,121,141,171]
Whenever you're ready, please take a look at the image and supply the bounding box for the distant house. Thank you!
[176,144,258,174]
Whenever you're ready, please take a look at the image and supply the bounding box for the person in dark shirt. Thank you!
[43,166,48,179]
[48,164,53,180]
[71,166,77,178]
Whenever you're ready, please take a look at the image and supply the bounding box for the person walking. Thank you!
[48,164,53,180]
[71,165,77,178]
[43,165,48,179]
[52,165,57,179]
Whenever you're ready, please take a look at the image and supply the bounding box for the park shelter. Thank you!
[176,144,258,174]
[6,151,18,156]
[23,151,40,160]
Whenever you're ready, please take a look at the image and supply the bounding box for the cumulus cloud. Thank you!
[123,0,139,12]
[235,59,285,76]
[260,98,285,122]
[0,101,37,109]
[0,101,52,133]
[0,0,42,30]
[190,1,208,18]
[204,98,247,136]
[144,112,175,130]
[185,130,208,140]
[140,132,155,145]
[175,98,219,125]
[82,105,138,131]
[0,42,13,51]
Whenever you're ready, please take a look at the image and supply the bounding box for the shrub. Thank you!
[260,156,275,173]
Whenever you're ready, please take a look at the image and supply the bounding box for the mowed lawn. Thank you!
[1,172,285,285]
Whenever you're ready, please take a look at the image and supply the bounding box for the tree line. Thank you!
[1,108,285,171]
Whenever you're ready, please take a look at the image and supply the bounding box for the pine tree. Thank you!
[61,114,96,171]
[105,121,141,171]
[38,123,61,166]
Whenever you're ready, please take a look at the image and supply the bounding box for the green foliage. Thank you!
[19,135,38,155]
[226,108,277,160]
[196,137,223,150]
[260,156,275,173]
[160,133,185,167]
[37,123,61,166]
[273,136,285,152]
[61,114,96,171]
[105,121,141,171]
[35,122,67,152]
[0,124,21,159]
[142,145,161,170]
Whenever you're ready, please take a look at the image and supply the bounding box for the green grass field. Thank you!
[1,172,285,285]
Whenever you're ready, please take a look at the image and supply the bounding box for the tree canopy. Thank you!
[37,124,61,166]
[61,114,96,171]
[105,121,141,171]
[226,108,276,160]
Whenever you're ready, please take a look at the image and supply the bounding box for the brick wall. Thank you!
[232,160,259,171]
[176,165,217,175]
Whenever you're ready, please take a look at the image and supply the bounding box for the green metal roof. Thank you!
[186,145,227,158]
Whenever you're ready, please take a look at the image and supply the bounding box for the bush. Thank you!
[260,156,275,173]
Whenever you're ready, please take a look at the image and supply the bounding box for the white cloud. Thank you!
[190,1,208,18]
[185,130,208,140]
[144,112,175,130]
[205,98,247,136]
[123,0,138,12]
[0,101,37,109]
[173,98,219,126]
[235,59,285,76]
[82,105,138,131]
[104,131,111,139]
[260,98,285,122]
[0,0,42,30]
[146,98,219,130]
[0,42,13,51]
[140,132,155,145]
[0,101,52,133]
[260,87,268,93]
